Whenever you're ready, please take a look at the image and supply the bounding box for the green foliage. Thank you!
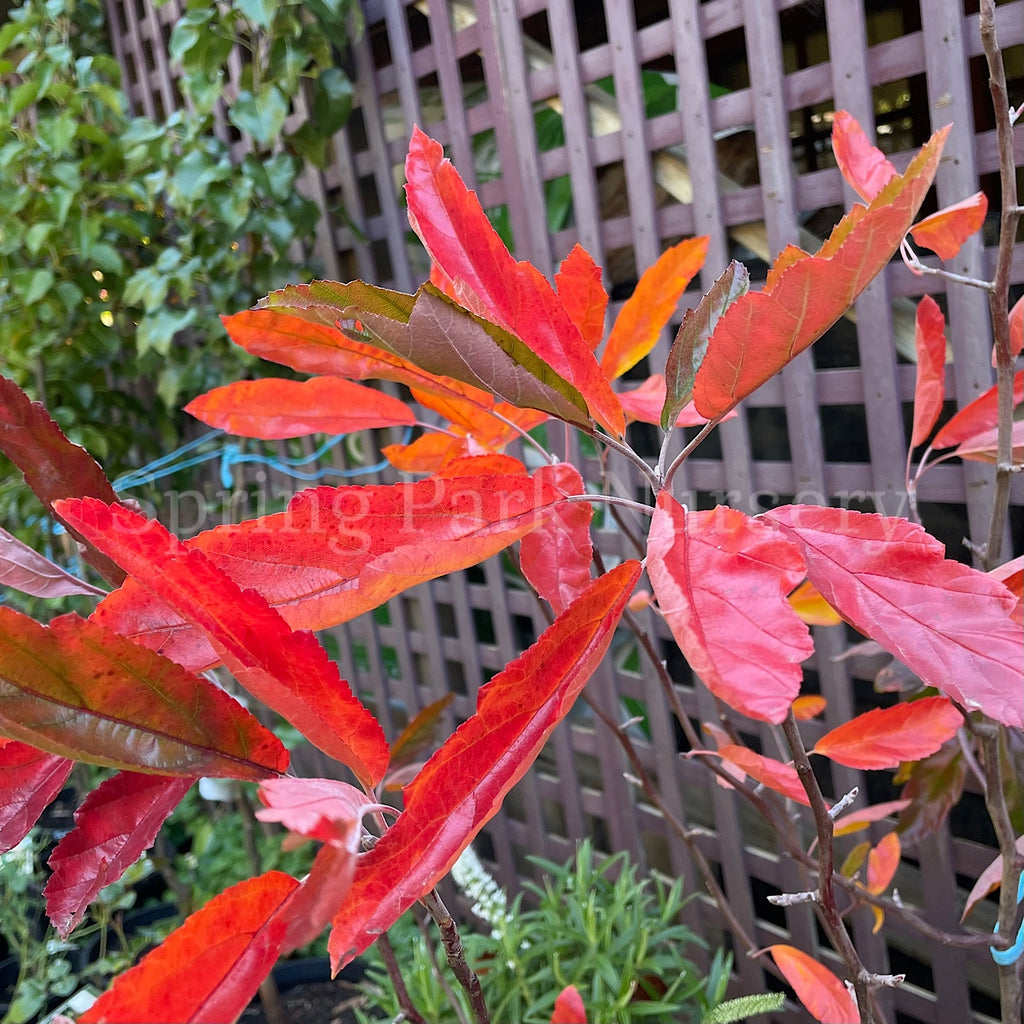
[702,992,786,1023]
[0,0,357,557]
[358,840,728,1024]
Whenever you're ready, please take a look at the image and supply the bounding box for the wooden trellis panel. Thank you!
[103,1,1024,1021]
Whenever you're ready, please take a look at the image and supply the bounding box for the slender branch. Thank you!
[662,419,719,491]
[416,913,472,1024]
[377,931,429,1024]
[420,889,491,1024]
[977,723,1024,1023]
[899,239,995,291]
[782,713,879,1023]
[562,491,654,518]
[979,0,1022,570]
[582,425,660,490]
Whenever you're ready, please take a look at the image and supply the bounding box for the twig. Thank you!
[376,931,429,1024]
[420,889,491,1024]
[782,713,880,1023]
[979,0,1022,571]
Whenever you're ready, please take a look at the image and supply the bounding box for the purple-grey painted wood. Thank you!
[922,5,1005,565]
[383,3,425,142]
[825,3,911,516]
[547,0,608,274]
[425,0,481,192]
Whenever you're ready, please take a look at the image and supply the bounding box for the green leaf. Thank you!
[124,266,170,312]
[236,0,276,28]
[37,113,78,156]
[168,9,212,62]
[312,67,353,136]
[662,260,748,429]
[24,222,53,256]
[229,85,289,146]
[89,242,124,274]
[137,307,197,356]
[12,269,55,306]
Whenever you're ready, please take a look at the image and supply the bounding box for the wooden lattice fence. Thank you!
[102,1,1024,1021]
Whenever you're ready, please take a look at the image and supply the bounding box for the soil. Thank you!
[239,979,366,1024]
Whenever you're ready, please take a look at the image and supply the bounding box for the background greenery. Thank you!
[0,0,359,564]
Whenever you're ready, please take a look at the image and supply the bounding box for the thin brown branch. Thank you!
[376,931,429,1024]
[782,713,880,1023]
[421,889,491,1024]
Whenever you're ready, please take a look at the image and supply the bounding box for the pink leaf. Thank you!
[762,506,1024,727]
[909,191,988,260]
[647,496,813,723]
[831,111,897,202]
[931,369,1024,449]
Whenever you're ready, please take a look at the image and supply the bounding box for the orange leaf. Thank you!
[792,694,828,720]
[1006,294,1023,360]
[327,563,641,969]
[866,831,901,894]
[768,945,859,1024]
[712,744,809,805]
[831,110,897,202]
[693,125,948,419]
[811,697,961,769]
[601,238,709,380]
[556,245,607,351]
[185,377,415,439]
[78,873,299,1023]
[788,579,842,626]
[910,191,988,260]
[910,296,947,447]
[383,432,470,473]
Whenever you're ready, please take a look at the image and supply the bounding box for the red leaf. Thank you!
[0,376,123,585]
[90,474,566,674]
[0,607,287,779]
[831,798,911,837]
[256,778,367,952]
[647,496,812,723]
[600,238,708,381]
[0,527,106,599]
[45,773,192,937]
[909,191,988,260]
[551,984,588,1024]
[710,744,810,805]
[556,245,607,351]
[519,463,593,615]
[693,125,948,419]
[812,697,962,769]
[990,555,1023,624]
[0,742,73,853]
[866,831,901,894]
[1008,294,1024,360]
[404,127,624,436]
[769,945,859,1024]
[931,369,1024,449]
[56,499,388,789]
[831,110,897,202]
[327,562,640,969]
[763,506,1024,727]
[185,377,415,439]
[78,872,299,1023]
[910,296,947,446]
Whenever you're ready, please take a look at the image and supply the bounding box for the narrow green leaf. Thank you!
[662,261,748,430]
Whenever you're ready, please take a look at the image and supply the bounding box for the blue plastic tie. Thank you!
[112,427,412,495]
[990,870,1024,966]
